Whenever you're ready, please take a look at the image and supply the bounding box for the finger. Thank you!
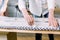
[55,21,58,27]
[57,20,59,26]
[31,20,34,25]
[30,15,32,17]
[53,22,56,27]
[55,19,59,27]
[28,20,34,26]
[53,19,57,27]
[57,23,59,27]
[51,19,56,27]
[30,15,34,25]
[28,21,32,26]
[53,20,58,27]
[52,20,55,27]
[54,19,58,27]
[51,22,54,27]
[32,18,34,24]
[30,20,34,25]
[27,19,32,25]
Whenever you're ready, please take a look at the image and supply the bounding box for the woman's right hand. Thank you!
[24,14,34,26]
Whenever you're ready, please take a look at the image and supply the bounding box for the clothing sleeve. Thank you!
[18,0,26,10]
[47,0,55,10]
[0,0,8,13]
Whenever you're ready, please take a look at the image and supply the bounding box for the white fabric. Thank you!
[18,0,55,16]
[29,0,42,16]
[0,0,6,13]
[0,0,2,5]
[0,0,3,11]
[47,0,55,10]
[18,0,26,10]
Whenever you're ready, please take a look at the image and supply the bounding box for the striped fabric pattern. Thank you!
[0,16,59,30]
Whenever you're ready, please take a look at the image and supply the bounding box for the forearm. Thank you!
[18,0,29,17]
[20,8,29,17]
[47,0,55,17]
[49,9,55,17]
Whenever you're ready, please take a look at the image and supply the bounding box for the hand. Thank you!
[24,14,34,26]
[48,16,59,27]
[0,12,4,16]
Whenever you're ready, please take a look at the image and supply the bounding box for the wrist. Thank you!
[49,10,55,17]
